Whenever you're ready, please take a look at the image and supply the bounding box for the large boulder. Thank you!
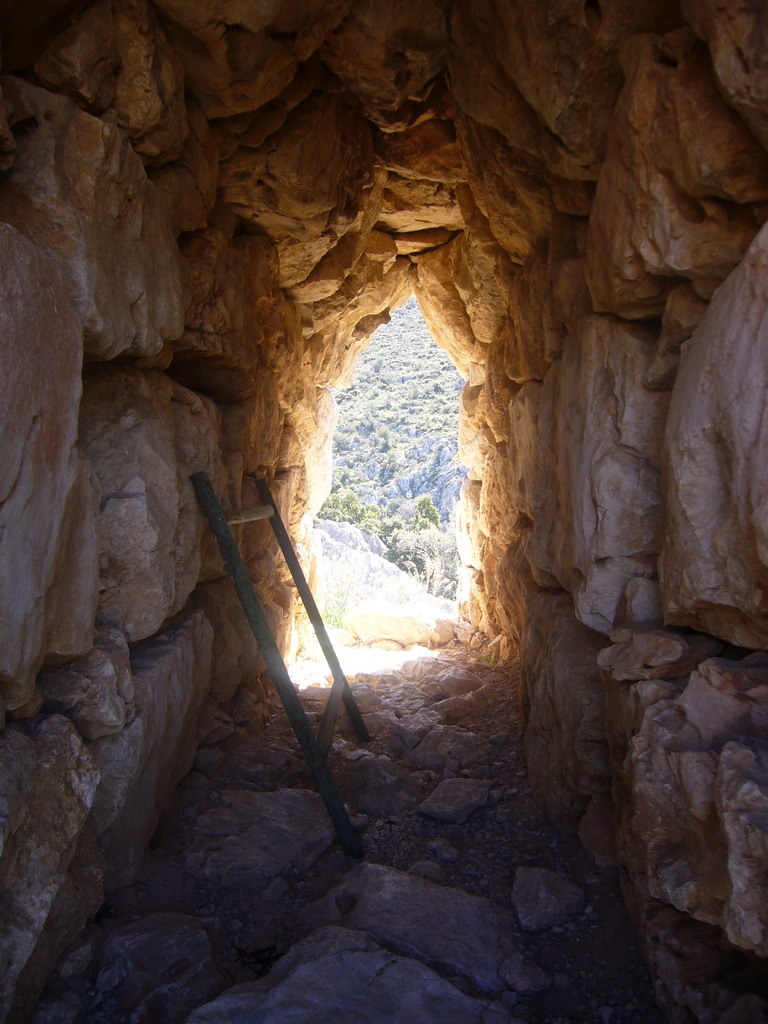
[661,222,768,647]
[0,223,98,712]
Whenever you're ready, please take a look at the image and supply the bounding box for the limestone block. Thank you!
[298,863,520,994]
[684,0,768,151]
[79,369,225,643]
[89,609,213,888]
[34,0,188,163]
[190,581,263,705]
[522,593,610,827]
[149,101,219,233]
[172,228,287,402]
[301,251,412,387]
[415,242,484,381]
[0,84,15,169]
[218,89,374,287]
[586,30,768,318]
[456,479,483,571]
[0,224,98,712]
[532,315,669,634]
[507,383,542,521]
[0,717,102,1024]
[378,175,463,233]
[660,222,768,648]
[375,119,463,182]
[603,651,768,958]
[320,0,449,110]
[717,739,768,957]
[38,626,134,741]
[644,285,709,390]
[449,0,682,179]
[152,0,351,118]
[187,926,525,1024]
[0,77,183,360]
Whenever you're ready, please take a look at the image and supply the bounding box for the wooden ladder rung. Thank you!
[224,506,274,525]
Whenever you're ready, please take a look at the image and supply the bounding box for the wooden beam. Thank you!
[191,471,362,859]
[253,476,370,755]
[224,506,274,525]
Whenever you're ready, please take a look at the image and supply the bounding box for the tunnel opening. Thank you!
[2,2,768,1022]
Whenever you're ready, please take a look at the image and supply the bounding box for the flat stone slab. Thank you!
[512,866,585,931]
[408,724,484,771]
[183,789,333,890]
[334,755,423,817]
[297,863,520,994]
[185,928,525,1024]
[418,777,490,823]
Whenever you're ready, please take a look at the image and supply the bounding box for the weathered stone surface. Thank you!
[94,913,225,1024]
[0,223,97,712]
[644,284,709,390]
[661,221,768,647]
[172,228,286,402]
[533,315,669,634]
[523,593,610,827]
[0,84,15,169]
[186,927,522,1024]
[0,77,183,360]
[38,626,133,740]
[218,89,374,288]
[498,952,552,995]
[320,0,449,111]
[418,777,490,823]
[375,119,463,183]
[346,604,454,649]
[586,30,768,318]
[0,718,102,1024]
[152,1,351,119]
[79,369,225,644]
[190,581,263,705]
[183,788,333,890]
[299,864,520,993]
[89,609,212,888]
[33,0,188,163]
[512,866,584,931]
[684,0,768,151]
[335,755,423,817]
[598,627,723,683]
[149,101,218,232]
[408,724,483,771]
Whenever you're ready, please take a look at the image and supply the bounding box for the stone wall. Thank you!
[2,1,768,1019]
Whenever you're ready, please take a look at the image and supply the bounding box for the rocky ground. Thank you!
[32,645,665,1024]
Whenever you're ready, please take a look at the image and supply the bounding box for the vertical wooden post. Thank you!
[191,472,362,859]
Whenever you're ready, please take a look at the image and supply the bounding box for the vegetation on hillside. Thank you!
[318,297,466,600]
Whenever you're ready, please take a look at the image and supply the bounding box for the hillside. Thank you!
[327,295,466,522]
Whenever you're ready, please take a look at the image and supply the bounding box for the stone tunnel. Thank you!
[2,1,768,1021]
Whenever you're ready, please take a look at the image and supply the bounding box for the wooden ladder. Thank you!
[191,471,368,858]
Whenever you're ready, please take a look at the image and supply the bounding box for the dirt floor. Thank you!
[35,644,667,1024]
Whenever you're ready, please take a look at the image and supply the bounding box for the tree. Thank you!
[413,494,441,531]
[318,486,383,536]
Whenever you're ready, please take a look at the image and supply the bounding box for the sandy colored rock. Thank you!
[152,0,351,119]
[523,593,610,827]
[0,77,183,360]
[34,0,187,163]
[90,609,212,888]
[586,30,768,318]
[320,0,448,111]
[684,0,768,151]
[408,724,483,771]
[661,222,768,647]
[0,718,102,1024]
[149,101,219,232]
[0,223,97,712]
[532,315,669,634]
[79,368,225,643]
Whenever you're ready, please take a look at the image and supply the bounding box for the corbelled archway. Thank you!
[2,2,768,1020]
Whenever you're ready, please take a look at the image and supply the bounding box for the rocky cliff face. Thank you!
[2,1,768,1019]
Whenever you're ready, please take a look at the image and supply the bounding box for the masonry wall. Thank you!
[1,2,768,1020]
